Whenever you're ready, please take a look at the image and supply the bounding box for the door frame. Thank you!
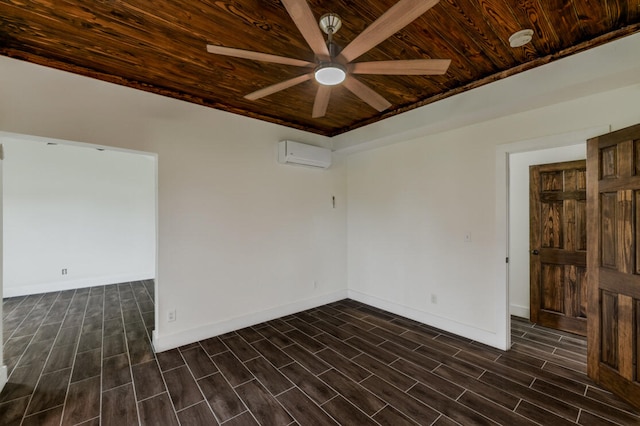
[496,125,610,350]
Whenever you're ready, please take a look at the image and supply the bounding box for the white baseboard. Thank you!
[152,290,349,352]
[0,365,7,392]
[3,273,155,298]
[510,304,530,319]
[348,289,507,350]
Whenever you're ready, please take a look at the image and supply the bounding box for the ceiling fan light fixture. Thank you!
[315,63,346,86]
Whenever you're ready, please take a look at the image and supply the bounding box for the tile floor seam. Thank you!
[512,397,523,413]
[322,392,382,425]
[6,292,62,381]
[20,403,64,422]
[281,384,341,426]
[177,342,222,422]
[5,329,38,383]
[242,357,296,398]
[217,409,250,425]
[118,283,145,426]
[97,286,106,426]
[30,289,85,423]
[5,295,43,342]
[207,353,252,423]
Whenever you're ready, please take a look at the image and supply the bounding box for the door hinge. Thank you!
[0,144,4,160]
[506,257,509,263]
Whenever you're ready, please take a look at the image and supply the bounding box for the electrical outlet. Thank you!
[464,232,472,243]
[61,268,68,275]
[314,280,318,289]
[167,309,176,322]
[430,294,437,304]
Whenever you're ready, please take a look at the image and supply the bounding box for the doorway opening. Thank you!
[1,133,157,297]
[0,132,158,388]
[495,125,609,350]
[509,148,586,328]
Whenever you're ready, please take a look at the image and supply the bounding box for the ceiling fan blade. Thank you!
[206,45,313,67]
[281,0,330,60]
[245,73,313,101]
[343,77,391,112]
[338,0,440,63]
[351,59,451,75]
[312,85,332,118]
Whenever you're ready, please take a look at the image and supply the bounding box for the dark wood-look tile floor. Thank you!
[1,282,639,425]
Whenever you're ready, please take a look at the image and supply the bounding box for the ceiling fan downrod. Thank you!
[315,13,346,86]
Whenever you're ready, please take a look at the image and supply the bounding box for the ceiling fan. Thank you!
[206,0,451,118]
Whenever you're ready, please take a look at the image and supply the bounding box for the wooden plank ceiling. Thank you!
[1,1,639,136]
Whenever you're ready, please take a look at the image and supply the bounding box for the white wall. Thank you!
[1,136,156,297]
[508,143,586,319]
[346,85,640,349]
[0,154,6,390]
[0,56,347,352]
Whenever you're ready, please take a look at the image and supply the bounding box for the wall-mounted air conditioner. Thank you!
[278,140,332,169]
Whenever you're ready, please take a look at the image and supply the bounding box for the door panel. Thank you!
[577,267,588,318]
[600,290,618,369]
[541,264,563,312]
[601,192,617,268]
[542,201,563,248]
[565,265,588,319]
[577,200,587,250]
[530,160,587,335]
[587,123,640,411]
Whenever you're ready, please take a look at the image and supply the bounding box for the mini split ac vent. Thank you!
[278,140,332,169]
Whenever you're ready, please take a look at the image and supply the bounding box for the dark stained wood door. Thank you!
[587,123,640,411]
[530,160,588,336]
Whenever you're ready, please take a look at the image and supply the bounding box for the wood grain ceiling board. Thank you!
[1,0,639,136]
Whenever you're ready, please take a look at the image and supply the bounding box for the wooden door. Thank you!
[530,160,588,336]
[587,124,640,411]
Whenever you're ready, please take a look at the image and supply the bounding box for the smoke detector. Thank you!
[509,29,534,48]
